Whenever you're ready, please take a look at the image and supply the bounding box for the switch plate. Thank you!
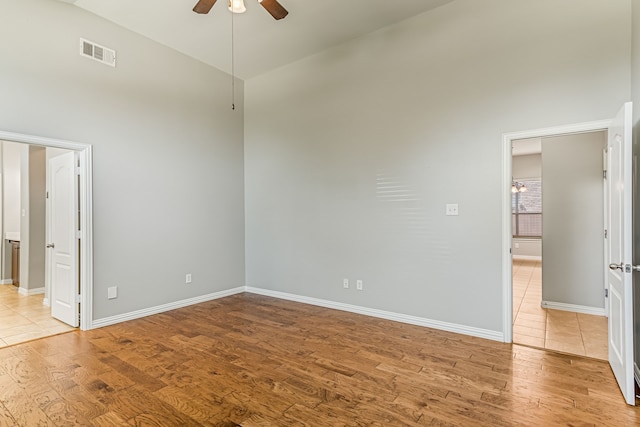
[107,286,117,300]
[356,280,363,291]
[446,204,459,216]
[186,274,192,284]
[343,278,349,289]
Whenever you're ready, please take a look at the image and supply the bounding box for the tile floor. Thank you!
[0,284,75,348]
[512,259,608,360]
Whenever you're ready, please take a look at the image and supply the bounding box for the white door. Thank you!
[607,102,634,405]
[49,152,79,327]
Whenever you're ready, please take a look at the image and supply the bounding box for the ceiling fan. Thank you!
[193,0,289,20]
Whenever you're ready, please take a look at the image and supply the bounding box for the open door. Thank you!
[49,151,79,327]
[606,102,635,405]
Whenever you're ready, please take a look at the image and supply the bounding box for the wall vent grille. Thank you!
[80,38,116,67]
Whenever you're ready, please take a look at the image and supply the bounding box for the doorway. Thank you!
[0,142,78,346]
[502,120,613,349]
[510,135,608,359]
[0,130,93,344]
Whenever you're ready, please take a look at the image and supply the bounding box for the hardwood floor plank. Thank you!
[0,375,56,426]
[89,411,128,427]
[0,402,19,427]
[0,293,638,425]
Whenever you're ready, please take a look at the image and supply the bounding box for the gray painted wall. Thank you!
[0,0,245,319]
[541,132,606,309]
[512,154,541,180]
[245,0,631,333]
[1,0,635,338]
[26,146,46,291]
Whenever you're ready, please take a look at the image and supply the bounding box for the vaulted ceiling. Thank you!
[64,0,454,79]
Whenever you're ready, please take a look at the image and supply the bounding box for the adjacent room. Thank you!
[1,0,640,424]
[511,135,608,359]
[0,141,77,346]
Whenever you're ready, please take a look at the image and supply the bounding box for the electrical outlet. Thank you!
[356,280,363,291]
[107,286,117,300]
[343,278,349,289]
[186,274,192,284]
[446,204,459,216]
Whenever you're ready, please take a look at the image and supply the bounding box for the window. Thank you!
[512,178,541,237]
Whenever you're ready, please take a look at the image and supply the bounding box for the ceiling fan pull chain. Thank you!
[231,8,236,111]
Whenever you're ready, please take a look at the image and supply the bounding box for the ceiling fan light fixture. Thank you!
[228,0,246,13]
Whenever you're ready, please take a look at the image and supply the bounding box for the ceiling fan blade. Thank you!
[193,0,217,14]
[259,0,288,20]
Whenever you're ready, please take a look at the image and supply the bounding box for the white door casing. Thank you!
[502,119,612,344]
[49,151,79,327]
[606,102,635,405]
[603,148,609,318]
[0,129,92,330]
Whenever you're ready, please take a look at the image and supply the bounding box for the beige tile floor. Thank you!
[513,259,608,360]
[0,284,75,348]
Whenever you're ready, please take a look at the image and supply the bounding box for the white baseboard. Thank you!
[91,286,245,329]
[541,300,606,316]
[17,286,45,296]
[245,287,504,342]
[42,298,50,307]
[512,255,542,261]
[0,279,13,285]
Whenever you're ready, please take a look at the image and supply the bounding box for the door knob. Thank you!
[46,243,55,249]
[609,262,640,273]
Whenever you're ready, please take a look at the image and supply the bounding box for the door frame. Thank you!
[502,119,611,343]
[0,130,93,330]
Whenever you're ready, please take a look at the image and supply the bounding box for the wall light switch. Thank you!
[446,204,459,216]
[356,280,363,291]
[343,278,349,289]
[107,286,117,299]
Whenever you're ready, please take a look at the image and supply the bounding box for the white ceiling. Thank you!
[66,0,454,79]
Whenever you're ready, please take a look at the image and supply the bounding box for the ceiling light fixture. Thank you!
[512,181,528,193]
[228,0,246,13]
[193,0,288,19]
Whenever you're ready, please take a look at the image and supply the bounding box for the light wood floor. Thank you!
[513,259,608,360]
[0,293,638,426]
[0,284,75,348]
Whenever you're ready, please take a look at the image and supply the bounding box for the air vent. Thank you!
[79,38,116,67]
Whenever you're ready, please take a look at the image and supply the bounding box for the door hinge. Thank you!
[75,166,81,176]
[46,191,49,199]
[605,288,609,298]
[76,230,82,239]
[604,229,608,239]
[75,294,81,304]
[603,170,607,179]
